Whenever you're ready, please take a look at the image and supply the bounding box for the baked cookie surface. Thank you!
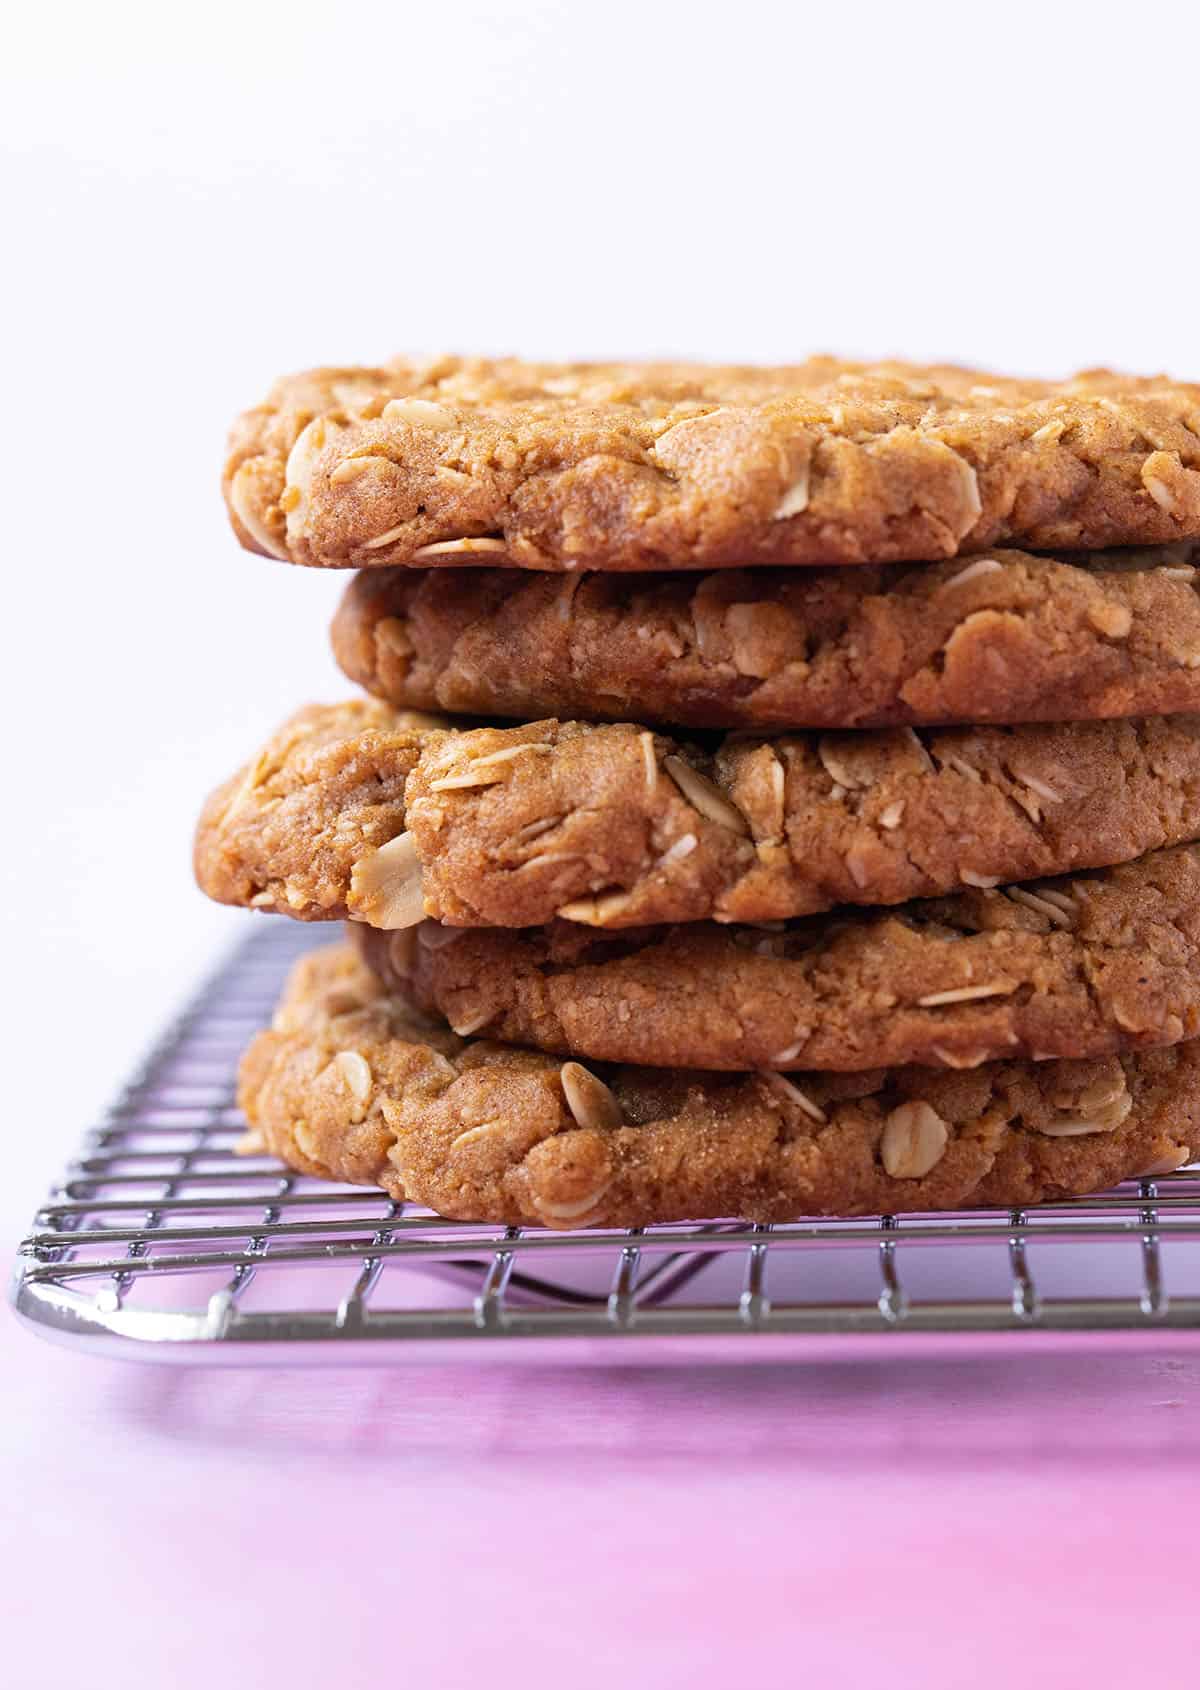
[238,944,1199,1227]
[195,701,1200,930]
[225,357,1200,572]
[333,547,1200,730]
[357,846,1200,1073]
[194,699,439,925]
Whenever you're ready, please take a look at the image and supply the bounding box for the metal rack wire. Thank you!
[13,920,1200,1364]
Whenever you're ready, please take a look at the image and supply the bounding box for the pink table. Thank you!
[6,1314,1198,1689]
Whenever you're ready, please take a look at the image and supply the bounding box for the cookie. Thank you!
[195,701,1200,931]
[225,357,1200,571]
[194,699,442,924]
[356,845,1200,1073]
[332,546,1200,730]
[238,943,1199,1227]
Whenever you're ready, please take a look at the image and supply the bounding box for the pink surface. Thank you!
[5,1314,1199,1689]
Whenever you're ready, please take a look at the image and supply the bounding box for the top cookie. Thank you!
[224,356,1200,572]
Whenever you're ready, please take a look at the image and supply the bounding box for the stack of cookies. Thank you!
[197,357,1200,1228]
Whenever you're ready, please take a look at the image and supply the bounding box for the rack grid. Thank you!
[13,921,1200,1364]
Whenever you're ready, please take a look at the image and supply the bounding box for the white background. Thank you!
[4,0,1200,1239]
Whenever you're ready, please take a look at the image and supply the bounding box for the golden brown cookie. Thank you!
[194,699,443,924]
[356,845,1200,1073]
[239,944,1199,1227]
[225,357,1200,571]
[195,701,1200,931]
[332,547,1200,730]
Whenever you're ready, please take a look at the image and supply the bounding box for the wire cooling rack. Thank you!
[12,920,1200,1365]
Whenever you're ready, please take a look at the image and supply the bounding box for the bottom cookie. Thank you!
[238,944,1199,1228]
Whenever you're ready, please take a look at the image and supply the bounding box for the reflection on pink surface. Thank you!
[5,1315,1199,1690]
